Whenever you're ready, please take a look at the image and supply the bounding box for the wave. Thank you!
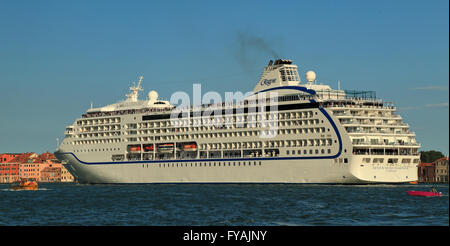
[1,188,50,192]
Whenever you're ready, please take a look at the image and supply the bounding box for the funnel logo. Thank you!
[260,79,276,86]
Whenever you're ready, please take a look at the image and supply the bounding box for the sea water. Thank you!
[0,183,448,226]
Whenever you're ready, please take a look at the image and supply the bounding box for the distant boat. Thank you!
[409,181,418,184]
[10,179,38,191]
[407,190,442,197]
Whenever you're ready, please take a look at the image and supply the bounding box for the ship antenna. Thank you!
[137,75,143,89]
[126,75,144,102]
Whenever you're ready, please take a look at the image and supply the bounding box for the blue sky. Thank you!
[0,0,448,155]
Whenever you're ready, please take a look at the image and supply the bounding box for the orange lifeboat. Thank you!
[11,179,38,191]
[144,145,154,151]
[183,144,197,151]
[129,146,141,152]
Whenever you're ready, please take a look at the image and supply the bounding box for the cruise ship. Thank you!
[55,59,420,184]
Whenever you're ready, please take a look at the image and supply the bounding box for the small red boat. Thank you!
[407,190,442,197]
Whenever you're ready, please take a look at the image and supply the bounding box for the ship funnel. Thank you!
[252,59,300,93]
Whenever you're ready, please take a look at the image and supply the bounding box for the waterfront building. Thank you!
[0,153,21,163]
[40,166,62,182]
[11,153,39,181]
[418,156,449,183]
[0,152,75,183]
[61,167,75,182]
[0,153,34,182]
[434,157,449,183]
[418,162,435,183]
[0,163,20,183]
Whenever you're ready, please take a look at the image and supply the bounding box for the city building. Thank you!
[418,157,449,183]
[1,153,22,163]
[434,157,449,183]
[0,163,20,183]
[0,152,75,183]
[40,166,62,182]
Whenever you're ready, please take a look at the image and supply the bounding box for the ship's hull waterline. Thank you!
[55,152,417,184]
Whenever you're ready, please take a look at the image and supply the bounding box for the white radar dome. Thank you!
[305,71,316,83]
[148,90,159,101]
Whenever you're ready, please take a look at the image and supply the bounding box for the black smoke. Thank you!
[234,32,281,71]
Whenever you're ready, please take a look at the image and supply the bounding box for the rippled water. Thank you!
[0,183,448,226]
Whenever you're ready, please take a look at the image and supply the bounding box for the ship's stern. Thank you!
[349,155,419,183]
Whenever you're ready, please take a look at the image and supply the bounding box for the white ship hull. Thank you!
[55,152,417,184]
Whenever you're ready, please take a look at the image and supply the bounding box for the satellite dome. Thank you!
[305,71,316,83]
[148,90,159,101]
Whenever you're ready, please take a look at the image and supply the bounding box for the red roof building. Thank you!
[1,153,22,163]
[418,157,449,183]
[0,162,20,183]
[0,152,74,183]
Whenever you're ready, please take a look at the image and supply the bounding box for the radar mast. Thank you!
[126,76,144,102]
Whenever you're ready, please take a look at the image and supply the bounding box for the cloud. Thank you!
[397,102,449,111]
[425,103,449,108]
[397,106,422,111]
[410,85,448,91]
